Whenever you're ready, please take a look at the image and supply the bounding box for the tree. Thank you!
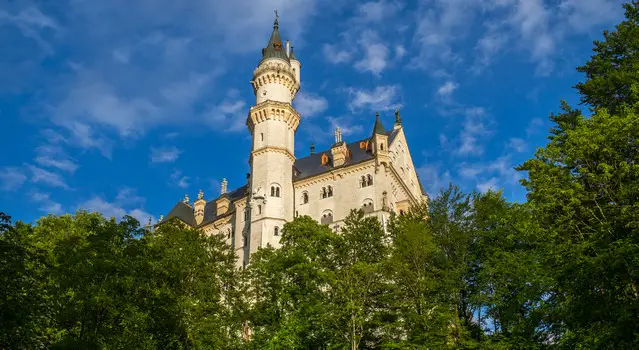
[575,1,639,113]
[517,101,639,347]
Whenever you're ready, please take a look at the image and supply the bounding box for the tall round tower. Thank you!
[245,13,302,257]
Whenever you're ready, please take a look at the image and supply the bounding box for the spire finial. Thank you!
[198,189,204,200]
[274,10,279,28]
[395,108,402,124]
[310,142,315,155]
[183,194,190,204]
[334,127,343,144]
[221,178,228,195]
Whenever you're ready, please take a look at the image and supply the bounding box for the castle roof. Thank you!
[260,14,290,64]
[163,184,248,228]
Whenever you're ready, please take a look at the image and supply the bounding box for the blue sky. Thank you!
[0,0,627,224]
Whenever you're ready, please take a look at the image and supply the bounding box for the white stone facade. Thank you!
[162,19,427,269]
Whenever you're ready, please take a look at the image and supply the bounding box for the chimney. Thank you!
[286,40,290,56]
[331,128,348,167]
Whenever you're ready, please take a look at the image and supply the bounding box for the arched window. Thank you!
[361,176,367,188]
[321,187,327,199]
[362,200,374,213]
[257,205,262,215]
[302,192,309,204]
[380,143,384,150]
[327,186,333,197]
[321,211,333,225]
[274,226,279,236]
[367,174,373,186]
[271,184,281,197]
[271,186,275,196]
[276,187,280,197]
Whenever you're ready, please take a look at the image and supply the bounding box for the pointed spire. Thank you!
[290,45,298,61]
[260,10,290,64]
[372,112,385,135]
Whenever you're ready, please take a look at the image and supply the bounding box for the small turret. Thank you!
[331,127,348,167]
[370,112,389,170]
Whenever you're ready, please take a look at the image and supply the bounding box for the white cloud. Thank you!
[170,169,190,189]
[348,85,402,112]
[323,44,352,64]
[0,167,27,191]
[79,196,154,224]
[355,0,400,23]
[354,30,390,76]
[31,191,63,214]
[456,107,493,156]
[150,146,182,163]
[437,81,458,97]
[115,187,146,206]
[395,45,407,59]
[417,163,453,198]
[27,165,69,189]
[294,91,328,117]
[202,92,247,132]
[34,145,79,173]
[477,177,499,193]
[0,6,60,54]
[508,138,527,152]
[526,117,545,136]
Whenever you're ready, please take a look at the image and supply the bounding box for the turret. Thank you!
[330,127,349,167]
[289,45,301,85]
[371,112,390,171]
[250,13,300,105]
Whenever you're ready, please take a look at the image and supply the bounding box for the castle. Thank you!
[161,15,427,268]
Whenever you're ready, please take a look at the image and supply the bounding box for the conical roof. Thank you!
[372,112,385,135]
[260,15,290,64]
[289,45,298,61]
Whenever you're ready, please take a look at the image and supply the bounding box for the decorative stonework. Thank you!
[246,100,301,133]
[250,146,296,163]
[251,61,300,98]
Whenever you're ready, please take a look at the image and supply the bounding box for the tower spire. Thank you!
[260,10,289,63]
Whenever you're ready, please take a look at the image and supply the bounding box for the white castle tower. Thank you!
[246,13,301,254]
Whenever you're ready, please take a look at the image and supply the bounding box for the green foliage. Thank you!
[0,213,242,349]
[575,1,639,113]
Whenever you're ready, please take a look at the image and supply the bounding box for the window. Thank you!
[380,143,384,151]
[361,174,373,188]
[227,229,231,239]
[271,185,281,197]
[321,187,327,199]
[274,226,279,236]
[261,133,264,141]
[271,186,275,196]
[321,212,333,225]
[362,200,374,213]
[276,187,280,197]
[327,186,333,197]
[302,192,309,204]
[257,205,262,215]
[295,211,299,217]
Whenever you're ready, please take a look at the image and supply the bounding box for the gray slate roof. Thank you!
[260,17,289,64]
[161,125,428,228]
[164,185,248,228]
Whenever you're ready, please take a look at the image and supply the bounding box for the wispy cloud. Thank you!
[347,85,402,112]
[0,167,27,191]
[27,165,69,189]
[150,146,182,163]
[34,145,79,173]
[31,191,63,214]
[457,107,493,156]
[294,91,328,117]
[170,169,190,189]
[437,81,458,97]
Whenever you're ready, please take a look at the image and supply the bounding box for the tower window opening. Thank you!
[261,133,264,141]
[327,186,333,197]
[274,226,279,236]
[302,192,309,204]
[276,187,280,197]
[361,176,367,188]
[257,205,262,215]
[271,186,275,196]
[367,174,373,186]
[321,187,327,199]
